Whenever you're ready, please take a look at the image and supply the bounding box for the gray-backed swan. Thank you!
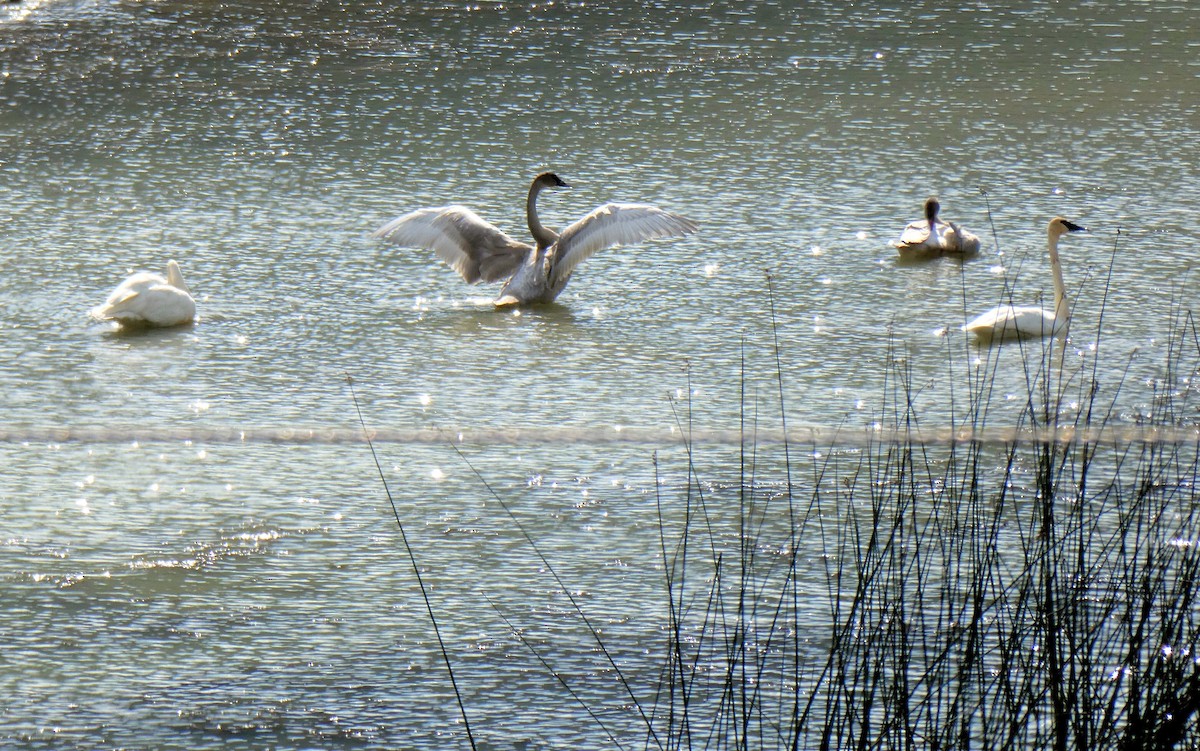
[372,172,698,306]
[962,217,1088,343]
[895,197,981,255]
[91,260,196,328]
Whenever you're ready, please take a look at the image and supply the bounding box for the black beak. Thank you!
[1063,220,1088,233]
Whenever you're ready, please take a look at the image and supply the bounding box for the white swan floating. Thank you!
[372,172,698,306]
[962,217,1088,343]
[91,260,196,328]
[895,197,981,256]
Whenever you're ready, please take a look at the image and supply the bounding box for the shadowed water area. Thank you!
[2,1,1199,748]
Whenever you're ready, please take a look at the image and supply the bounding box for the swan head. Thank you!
[923,196,940,224]
[1048,217,1088,239]
[533,172,571,191]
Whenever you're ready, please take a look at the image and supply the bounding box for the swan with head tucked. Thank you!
[895,197,981,255]
[91,259,196,328]
[962,217,1088,343]
[371,172,698,306]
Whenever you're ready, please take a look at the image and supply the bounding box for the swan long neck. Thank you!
[1047,229,1069,322]
[526,180,558,249]
[924,199,939,228]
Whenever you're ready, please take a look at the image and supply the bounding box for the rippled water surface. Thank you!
[2,1,1198,748]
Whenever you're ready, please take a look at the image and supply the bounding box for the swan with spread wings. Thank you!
[372,172,698,306]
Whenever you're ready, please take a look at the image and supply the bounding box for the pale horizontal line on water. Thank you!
[0,425,1197,447]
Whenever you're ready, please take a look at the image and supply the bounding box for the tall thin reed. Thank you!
[347,374,478,751]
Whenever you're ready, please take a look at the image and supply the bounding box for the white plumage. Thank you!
[963,217,1088,343]
[372,172,697,306]
[895,197,981,256]
[91,260,196,328]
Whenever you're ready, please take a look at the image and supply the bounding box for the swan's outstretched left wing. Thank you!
[372,206,533,284]
[549,203,697,284]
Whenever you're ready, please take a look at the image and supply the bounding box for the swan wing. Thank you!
[549,203,698,284]
[964,305,1056,341]
[895,219,932,249]
[92,271,166,318]
[372,205,533,284]
[963,305,1016,334]
[93,279,195,326]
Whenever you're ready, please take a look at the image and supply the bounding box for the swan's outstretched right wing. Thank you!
[372,206,533,284]
[549,203,698,284]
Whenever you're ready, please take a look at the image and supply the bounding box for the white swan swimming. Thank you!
[895,197,981,255]
[91,259,196,328]
[962,217,1088,343]
[371,172,698,306]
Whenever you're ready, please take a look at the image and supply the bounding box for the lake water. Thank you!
[2,1,1198,748]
